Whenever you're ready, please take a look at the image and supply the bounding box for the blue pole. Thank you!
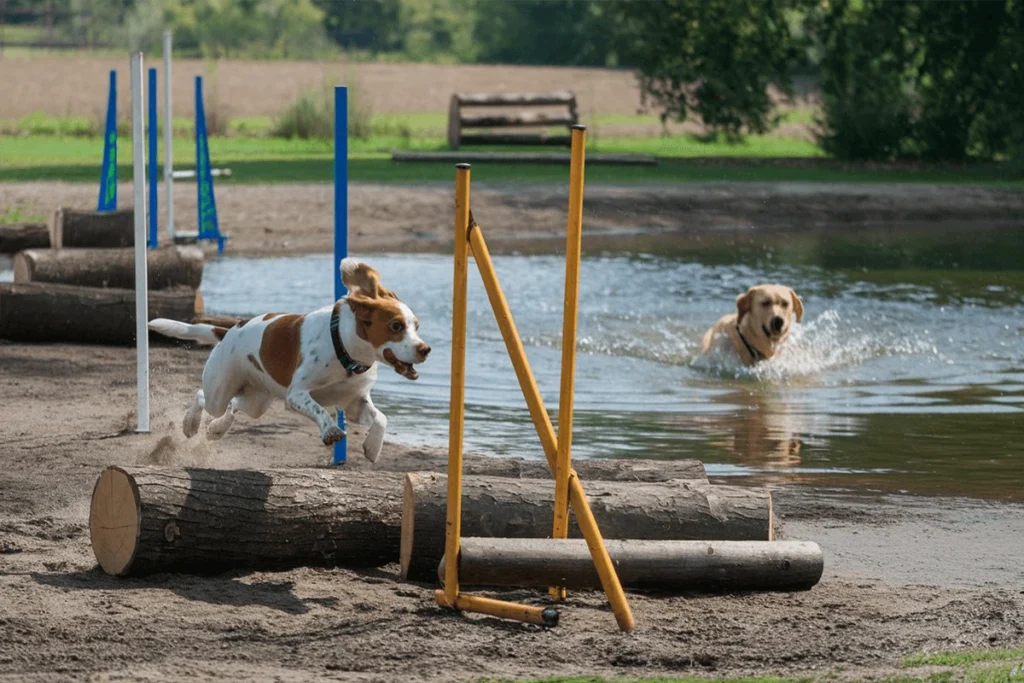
[97,70,118,211]
[147,67,158,248]
[194,75,224,253]
[333,85,348,465]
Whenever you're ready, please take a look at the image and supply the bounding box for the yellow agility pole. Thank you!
[551,124,587,600]
[442,163,471,607]
[468,224,636,633]
[437,164,558,629]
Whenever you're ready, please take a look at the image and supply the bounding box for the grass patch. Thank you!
[0,205,46,223]
[1,135,1021,186]
[904,646,1024,668]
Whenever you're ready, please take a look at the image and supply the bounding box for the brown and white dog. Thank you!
[700,284,804,366]
[148,258,430,462]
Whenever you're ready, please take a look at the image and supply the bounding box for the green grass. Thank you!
[0,205,46,223]
[904,646,1024,668]
[1,135,1021,186]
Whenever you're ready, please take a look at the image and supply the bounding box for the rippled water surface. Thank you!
[196,226,1024,502]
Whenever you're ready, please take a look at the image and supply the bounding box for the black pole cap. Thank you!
[455,163,472,169]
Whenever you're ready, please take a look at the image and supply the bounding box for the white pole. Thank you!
[131,52,151,434]
[163,30,175,241]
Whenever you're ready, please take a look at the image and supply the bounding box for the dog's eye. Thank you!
[390,320,405,333]
[761,300,773,308]
[780,300,789,308]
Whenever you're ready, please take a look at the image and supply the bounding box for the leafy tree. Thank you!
[815,0,1024,161]
[314,0,403,53]
[811,0,915,161]
[606,0,808,137]
[472,0,614,67]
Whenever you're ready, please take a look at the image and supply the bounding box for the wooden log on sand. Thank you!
[369,451,708,483]
[50,207,134,249]
[88,465,757,578]
[0,282,201,345]
[89,466,408,576]
[400,472,774,581]
[13,246,204,290]
[441,538,823,593]
[0,223,49,253]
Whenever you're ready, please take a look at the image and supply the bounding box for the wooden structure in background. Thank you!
[447,91,578,149]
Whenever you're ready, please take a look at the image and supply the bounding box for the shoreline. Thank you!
[2,181,1022,258]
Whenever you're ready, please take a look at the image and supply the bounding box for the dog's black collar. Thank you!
[735,323,765,362]
[331,302,372,375]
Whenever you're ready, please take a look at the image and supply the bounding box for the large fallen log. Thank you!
[89,466,408,576]
[0,282,201,345]
[14,245,204,290]
[0,223,49,253]
[400,472,774,581]
[50,207,134,249]
[441,538,823,593]
[362,447,708,483]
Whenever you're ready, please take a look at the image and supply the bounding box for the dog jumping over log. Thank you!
[148,258,430,462]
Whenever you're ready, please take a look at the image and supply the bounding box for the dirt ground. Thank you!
[2,178,1024,681]
[3,180,1024,257]
[1,339,1024,683]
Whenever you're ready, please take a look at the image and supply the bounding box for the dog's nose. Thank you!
[771,316,785,332]
[417,343,431,359]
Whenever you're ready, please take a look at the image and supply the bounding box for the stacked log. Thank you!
[50,207,134,249]
[3,207,205,345]
[88,466,778,581]
[14,246,204,290]
[0,282,202,345]
[0,223,49,253]
[441,538,823,593]
[399,472,774,581]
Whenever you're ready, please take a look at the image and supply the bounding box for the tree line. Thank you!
[12,0,1022,162]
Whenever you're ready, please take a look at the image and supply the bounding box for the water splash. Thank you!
[691,310,944,382]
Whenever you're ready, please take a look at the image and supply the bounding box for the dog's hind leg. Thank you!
[207,389,273,441]
[183,390,205,438]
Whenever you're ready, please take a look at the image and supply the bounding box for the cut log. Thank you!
[0,282,201,345]
[442,538,823,593]
[391,151,657,166]
[461,113,577,128]
[459,133,571,147]
[400,472,774,581]
[50,207,135,249]
[89,466,408,576]
[367,451,708,483]
[454,92,576,107]
[0,223,49,253]
[13,246,204,290]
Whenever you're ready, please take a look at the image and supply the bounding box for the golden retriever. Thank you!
[700,284,804,365]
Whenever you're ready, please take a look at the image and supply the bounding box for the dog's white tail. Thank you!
[148,318,228,345]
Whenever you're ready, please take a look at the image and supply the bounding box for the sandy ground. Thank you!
[1,343,1024,683]
[2,178,1024,680]
[3,180,1024,257]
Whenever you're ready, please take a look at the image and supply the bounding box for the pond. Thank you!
[195,224,1024,503]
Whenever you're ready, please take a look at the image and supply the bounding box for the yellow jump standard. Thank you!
[435,126,636,632]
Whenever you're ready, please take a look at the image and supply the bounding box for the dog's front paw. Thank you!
[321,425,346,446]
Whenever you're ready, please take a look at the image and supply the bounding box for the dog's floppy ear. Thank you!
[736,289,754,321]
[346,291,377,325]
[789,288,804,322]
[340,258,381,298]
